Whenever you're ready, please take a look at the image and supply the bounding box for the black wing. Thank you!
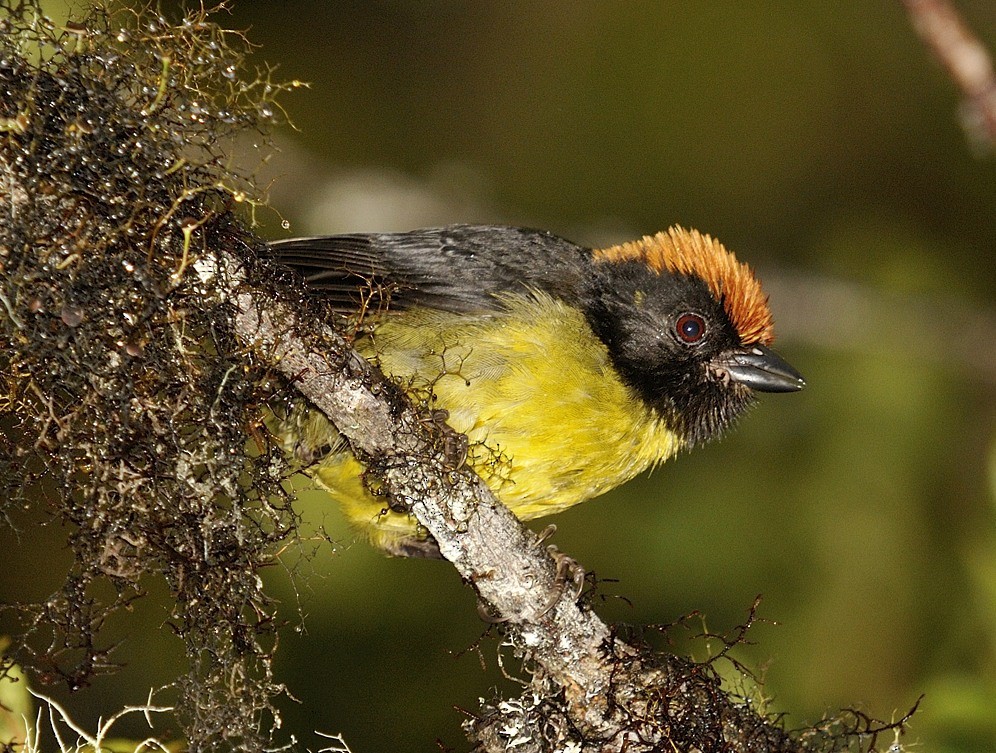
[265,224,590,315]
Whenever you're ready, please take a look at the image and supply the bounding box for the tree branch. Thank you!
[901,0,996,149]
[219,255,636,739]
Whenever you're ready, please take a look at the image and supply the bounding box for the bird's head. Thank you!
[584,227,804,445]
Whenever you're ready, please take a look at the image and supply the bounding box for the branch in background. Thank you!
[901,0,996,151]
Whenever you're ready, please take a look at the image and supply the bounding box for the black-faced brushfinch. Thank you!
[268,225,804,556]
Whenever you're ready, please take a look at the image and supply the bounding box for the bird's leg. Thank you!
[536,525,587,610]
[383,533,443,559]
[474,527,586,623]
[540,544,586,616]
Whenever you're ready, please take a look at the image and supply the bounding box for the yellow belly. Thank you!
[301,292,682,552]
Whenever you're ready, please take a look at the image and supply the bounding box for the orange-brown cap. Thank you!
[593,226,775,346]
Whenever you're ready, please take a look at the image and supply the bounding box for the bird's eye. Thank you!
[675,313,707,344]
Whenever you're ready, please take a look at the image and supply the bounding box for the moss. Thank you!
[0,3,301,750]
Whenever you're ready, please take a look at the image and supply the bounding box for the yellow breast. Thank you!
[309,292,683,550]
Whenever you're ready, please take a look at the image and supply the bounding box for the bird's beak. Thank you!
[713,344,806,393]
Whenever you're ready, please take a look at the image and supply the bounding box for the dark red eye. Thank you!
[675,313,706,344]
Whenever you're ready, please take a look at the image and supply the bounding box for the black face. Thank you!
[582,259,755,445]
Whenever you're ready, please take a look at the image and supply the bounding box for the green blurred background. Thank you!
[5,1,996,751]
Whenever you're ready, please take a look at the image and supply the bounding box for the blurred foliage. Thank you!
[0,639,31,749]
[2,1,995,752]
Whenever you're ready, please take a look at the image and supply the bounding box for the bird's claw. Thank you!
[474,531,586,624]
[552,544,587,601]
[535,523,557,545]
[533,543,585,619]
[538,524,585,607]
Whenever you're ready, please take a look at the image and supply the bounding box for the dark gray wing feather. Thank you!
[266,224,590,314]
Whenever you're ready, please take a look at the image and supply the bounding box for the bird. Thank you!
[267,224,804,557]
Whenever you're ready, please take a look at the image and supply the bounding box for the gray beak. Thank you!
[713,344,806,393]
